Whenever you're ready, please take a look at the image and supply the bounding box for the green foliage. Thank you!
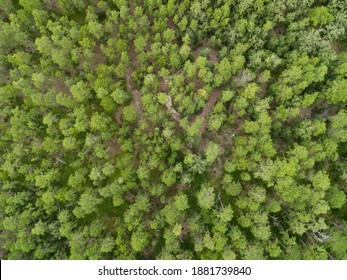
[197,184,215,210]
[131,227,149,252]
[70,82,92,103]
[326,187,346,209]
[0,0,346,261]
[111,88,129,104]
[205,142,220,164]
[218,205,233,223]
[122,105,137,123]
[309,7,334,27]
[174,193,189,211]
[78,191,102,216]
[161,170,177,187]
[100,96,116,112]
[90,112,111,131]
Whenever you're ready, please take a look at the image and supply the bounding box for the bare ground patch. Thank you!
[54,78,72,95]
[191,75,204,91]
[231,111,244,135]
[286,107,312,124]
[165,184,188,199]
[209,49,218,64]
[125,38,143,119]
[129,0,135,16]
[91,44,105,71]
[105,138,121,157]
[115,106,124,125]
[166,17,176,29]
[272,25,286,36]
[132,90,143,117]
[332,42,343,54]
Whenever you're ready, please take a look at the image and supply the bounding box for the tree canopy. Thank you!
[0,0,346,260]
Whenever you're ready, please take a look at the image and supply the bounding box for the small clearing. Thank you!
[132,90,143,117]
[105,138,121,157]
[54,78,72,95]
[166,17,176,29]
[332,42,343,54]
[115,106,123,125]
[129,0,135,16]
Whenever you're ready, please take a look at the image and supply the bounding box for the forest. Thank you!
[0,0,346,260]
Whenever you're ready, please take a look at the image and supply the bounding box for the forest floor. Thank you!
[126,38,143,119]
[54,78,71,95]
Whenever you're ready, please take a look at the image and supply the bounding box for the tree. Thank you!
[215,58,232,86]
[205,142,220,164]
[111,88,129,104]
[218,204,234,223]
[243,244,265,260]
[197,184,215,210]
[31,221,47,236]
[90,112,111,131]
[172,223,182,237]
[326,79,347,104]
[70,81,92,103]
[309,7,334,27]
[100,96,116,112]
[0,0,14,14]
[329,110,347,142]
[1,0,347,261]
[326,187,346,209]
[62,136,79,150]
[122,105,137,123]
[35,169,59,189]
[161,169,176,187]
[78,191,102,216]
[174,193,189,211]
[87,21,103,39]
[131,226,149,252]
[100,236,115,253]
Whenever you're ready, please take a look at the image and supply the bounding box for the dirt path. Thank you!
[200,89,222,118]
[129,0,135,16]
[125,68,143,119]
[123,0,143,119]
[190,89,222,134]
[115,106,123,124]
[166,17,176,29]
[165,95,181,122]
[105,138,121,157]
[132,90,143,117]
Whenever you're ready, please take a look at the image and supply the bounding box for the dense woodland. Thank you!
[0,0,346,260]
